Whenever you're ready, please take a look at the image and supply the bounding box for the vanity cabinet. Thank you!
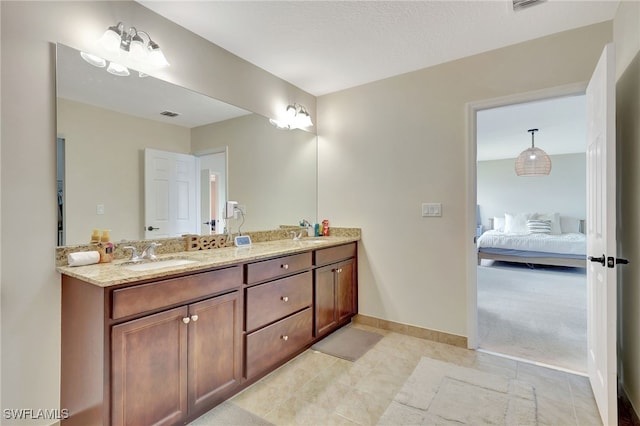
[111,291,242,426]
[314,243,358,337]
[244,253,314,379]
[62,266,243,426]
[61,241,357,426]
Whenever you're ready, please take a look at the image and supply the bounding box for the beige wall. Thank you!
[614,0,640,417]
[477,153,587,230]
[317,22,612,336]
[0,1,313,423]
[191,114,317,232]
[58,99,191,245]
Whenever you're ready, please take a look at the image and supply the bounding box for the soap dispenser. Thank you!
[90,228,100,244]
[98,229,114,263]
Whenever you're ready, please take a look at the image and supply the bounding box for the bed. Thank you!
[477,213,587,268]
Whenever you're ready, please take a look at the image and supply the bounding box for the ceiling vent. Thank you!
[513,0,546,11]
[160,110,180,118]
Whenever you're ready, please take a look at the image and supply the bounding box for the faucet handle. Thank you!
[142,242,162,259]
[122,246,140,261]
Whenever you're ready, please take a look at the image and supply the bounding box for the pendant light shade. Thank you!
[515,128,551,176]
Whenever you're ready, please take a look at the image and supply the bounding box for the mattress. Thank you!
[477,230,586,256]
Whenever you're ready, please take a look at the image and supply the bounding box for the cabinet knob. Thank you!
[281,296,289,302]
[281,335,289,341]
[190,314,199,322]
[182,317,190,324]
[337,268,343,273]
[281,264,289,270]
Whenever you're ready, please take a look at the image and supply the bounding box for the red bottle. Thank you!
[322,220,330,236]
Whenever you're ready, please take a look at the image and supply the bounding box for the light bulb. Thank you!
[148,43,170,68]
[106,62,130,77]
[98,24,123,53]
[80,51,106,68]
[128,34,148,62]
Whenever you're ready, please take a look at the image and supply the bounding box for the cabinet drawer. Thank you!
[246,252,312,284]
[245,308,312,378]
[245,272,312,332]
[315,243,356,266]
[112,267,242,320]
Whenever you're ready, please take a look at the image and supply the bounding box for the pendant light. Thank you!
[515,128,551,176]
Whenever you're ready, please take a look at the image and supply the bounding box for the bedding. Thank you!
[478,215,587,267]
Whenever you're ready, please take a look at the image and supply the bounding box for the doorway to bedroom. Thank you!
[475,94,588,374]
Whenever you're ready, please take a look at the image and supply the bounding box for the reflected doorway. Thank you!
[198,150,227,235]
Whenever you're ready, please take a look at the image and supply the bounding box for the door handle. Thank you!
[607,256,630,268]
[147,226,159,231]
[588,255,606,266]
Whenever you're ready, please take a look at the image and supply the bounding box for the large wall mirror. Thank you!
[56,43,317,246]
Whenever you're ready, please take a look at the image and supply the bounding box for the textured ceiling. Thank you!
[477,95,586,161]
[138,0,620,96]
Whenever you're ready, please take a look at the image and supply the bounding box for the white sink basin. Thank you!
[303,239,326,244]
[121,258,198,272]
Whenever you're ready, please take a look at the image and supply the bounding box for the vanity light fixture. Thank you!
[515,128,552,176]
[81,21,170,77]
[269,103,313,130]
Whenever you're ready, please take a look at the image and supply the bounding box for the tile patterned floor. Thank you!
[190,323,602,425]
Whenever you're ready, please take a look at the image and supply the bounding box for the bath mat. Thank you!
[378,357,538,425]
[311,326,383,361]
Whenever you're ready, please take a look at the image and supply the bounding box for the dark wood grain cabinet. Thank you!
[244,253,314,380]
[61,242,357,426]
[111,306,189,426]
[314,244,358,337]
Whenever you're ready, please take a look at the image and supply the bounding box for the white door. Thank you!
[200,169,212,235]
[586,43,617,426]
[144,148,198,239]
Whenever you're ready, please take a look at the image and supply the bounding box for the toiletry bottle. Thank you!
[90,228,100,244]
[98,229,114,263]
[322,220,330,236]
[314,223,320,237]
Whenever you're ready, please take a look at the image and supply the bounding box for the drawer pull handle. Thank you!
[191,314,199,322]
[281,296,289,302]
[281,264,289,270]
[182,317,190,324]
[337,268,343,273]
[281,335,289,341]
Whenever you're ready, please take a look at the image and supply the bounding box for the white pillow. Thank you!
[493,217,505,232]
[560,216,581,233]
[527,219,552,234]
[534,212,561,235]
[504,212,534,234]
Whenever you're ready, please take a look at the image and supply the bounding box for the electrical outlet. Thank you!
[236,204,247,217]
[422,203,442,217]
[96,204,105,215]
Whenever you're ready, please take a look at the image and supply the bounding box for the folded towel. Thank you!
[68,251,100,267]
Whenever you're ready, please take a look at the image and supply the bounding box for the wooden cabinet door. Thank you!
[336,259,356,323]
[314,264,337,337]
[188,291,242,413]
[112,306,188,426]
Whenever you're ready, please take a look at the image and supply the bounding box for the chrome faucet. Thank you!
[141,242,162,260]
[122,246,142,261]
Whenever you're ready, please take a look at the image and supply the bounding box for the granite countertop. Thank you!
[57,236,359,288]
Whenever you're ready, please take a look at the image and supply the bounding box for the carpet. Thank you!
[477,262,587,373]
[311,326,383,361]
[378,357,537,425]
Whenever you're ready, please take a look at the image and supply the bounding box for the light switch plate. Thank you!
[422,203,442,217]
